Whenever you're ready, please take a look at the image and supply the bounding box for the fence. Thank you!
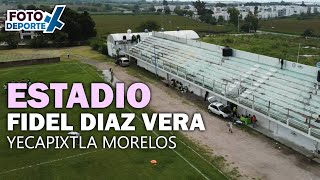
[0,57,60,68]
[132,49,320,141]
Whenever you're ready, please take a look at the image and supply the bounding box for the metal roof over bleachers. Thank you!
[127,31,320,142]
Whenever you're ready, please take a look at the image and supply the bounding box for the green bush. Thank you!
[90,38,108,55]
[222,38,234,44]
[28,35,49,48]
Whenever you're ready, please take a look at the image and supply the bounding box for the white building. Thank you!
[126,31,320,157]
[210,5,317,21]
[154,5,176,12]
[19,30,37,40]
[107,30,199,57]
[212,7,230,21]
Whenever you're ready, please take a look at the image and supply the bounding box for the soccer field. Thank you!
[0,62,229,179]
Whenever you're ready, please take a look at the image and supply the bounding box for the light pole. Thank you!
[297,43,301,63]
[238,14,240,32]
[153,45,163,77]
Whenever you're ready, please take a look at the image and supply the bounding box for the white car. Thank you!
[119,57,130,67]
[208,102,232,118]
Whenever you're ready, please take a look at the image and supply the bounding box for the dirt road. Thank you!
[77,57,320,180]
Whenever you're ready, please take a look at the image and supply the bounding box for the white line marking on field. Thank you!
[77,63,212,179]
[125,108,210,180]
[0,61,229,179]
[170,132,230,180]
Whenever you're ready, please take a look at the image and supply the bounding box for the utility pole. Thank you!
[238,3,240,32]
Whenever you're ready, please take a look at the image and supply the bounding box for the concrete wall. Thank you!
[238,106,318,152]
[0,57,60,68]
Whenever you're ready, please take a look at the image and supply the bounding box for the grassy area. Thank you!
[0,50,232,179]
[260,16,320,36]
[0,47,108,62]
[92,14,232,36]
[202,34,320,66]
[0,49,62,62]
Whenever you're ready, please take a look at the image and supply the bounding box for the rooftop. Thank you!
[128,32,320,141]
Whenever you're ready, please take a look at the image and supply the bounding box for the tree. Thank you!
[163,0,168,6]
[215,2,227,7]
[136,20,160,32]
[254,6,259,16]
[77,11,97,38]
[300,1,306,6]
[133,4,140,13]
[227,7,240,27]
[29,34,49,48]
[241,11,259,32]
[104,4,113,11]
[174,6,184,16]
[59,8,96,41]
[90,38,108,55]
[193,0,206,16]
[39,5,50,11]
[164,6,171,14]
[17,4,24,9]
[149,5,156,12]
[302,29,314,37]
[26,5,37,10]
[199,13,213,24]
[0,32,20,49]
[217,16,224,24]
[186,10,194,17]
[49,31,68,47]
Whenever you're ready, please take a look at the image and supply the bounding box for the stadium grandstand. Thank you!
[126,31,320,154]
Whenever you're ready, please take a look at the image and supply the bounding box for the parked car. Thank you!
[208,102,232,118]
[119,57,130,67]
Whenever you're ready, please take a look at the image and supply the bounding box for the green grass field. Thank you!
[202,34,320,66]
[0,49,61,62]
[92,14,231,36]
[0,60,230,179]
[260,16,320,36]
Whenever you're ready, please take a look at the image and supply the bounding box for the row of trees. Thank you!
[0,5,97,49]
[174,6,194,17]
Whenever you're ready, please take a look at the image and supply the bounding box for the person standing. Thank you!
[252,115,257,128]
[3,83,7,93]
[110,69,114,83]
[280,58,284,70]
[316,115,320,123]
[227,121,233,133]
[232,106,237,118]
